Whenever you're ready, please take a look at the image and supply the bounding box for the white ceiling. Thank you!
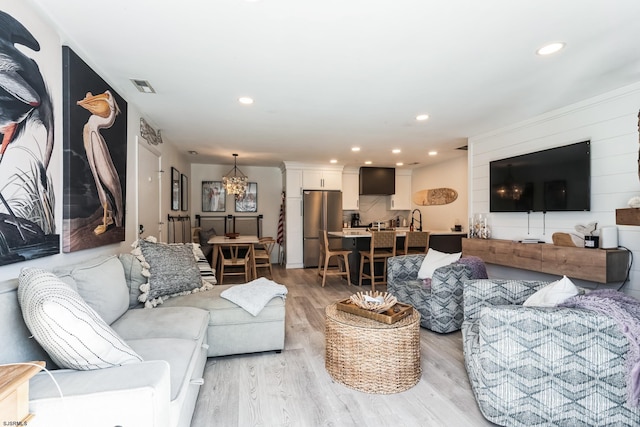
[30,0,640,168]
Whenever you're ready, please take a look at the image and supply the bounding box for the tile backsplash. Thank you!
[343,195,409,227]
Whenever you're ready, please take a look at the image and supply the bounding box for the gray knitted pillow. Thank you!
[132,237,213,307]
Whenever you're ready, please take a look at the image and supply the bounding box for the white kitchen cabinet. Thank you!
[389,172,412,210]
[302,169,342,190]
[342,170,359,210]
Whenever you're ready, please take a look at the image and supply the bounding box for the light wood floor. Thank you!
[191,265,496,427]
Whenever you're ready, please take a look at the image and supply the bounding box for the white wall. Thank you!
[469,82,640,298]
[411,156,468,231]
[190,163,283,261]
[0,1,191,283]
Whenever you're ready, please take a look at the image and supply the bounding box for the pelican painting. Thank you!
[77,91,123,235]
[62,46,127,252]
[0,10,58,266]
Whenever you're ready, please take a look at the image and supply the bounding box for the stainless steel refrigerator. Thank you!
[303,190,343,268]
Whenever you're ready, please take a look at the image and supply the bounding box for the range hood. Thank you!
[359,167,395,195]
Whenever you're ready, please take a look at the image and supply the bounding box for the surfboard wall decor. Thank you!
[412,188,458,206]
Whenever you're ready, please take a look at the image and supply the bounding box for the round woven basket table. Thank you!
[324,303,421,394]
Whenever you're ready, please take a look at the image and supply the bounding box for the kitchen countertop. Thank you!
[330,229,467,238]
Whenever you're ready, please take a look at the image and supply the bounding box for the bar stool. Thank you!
[318,230,351,287]
[397,231,430,255]
[359,230,396,292]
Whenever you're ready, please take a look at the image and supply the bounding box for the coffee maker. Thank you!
[350,213,360,228]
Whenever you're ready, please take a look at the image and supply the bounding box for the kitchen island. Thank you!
[329,229,467,285]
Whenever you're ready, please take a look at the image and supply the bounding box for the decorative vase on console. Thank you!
[471,214,491,239]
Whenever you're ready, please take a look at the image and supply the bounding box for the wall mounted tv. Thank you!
[489,141,590,212]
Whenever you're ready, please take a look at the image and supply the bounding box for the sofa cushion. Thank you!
[523,275,580,307]
[54,256,129,324]
[417,248,462,280]
[111,306,209,342]
[17,268,142,370]
[118,253,147,308]
[131,237,214,308]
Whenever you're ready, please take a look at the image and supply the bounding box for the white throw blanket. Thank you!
[220,277,288,316]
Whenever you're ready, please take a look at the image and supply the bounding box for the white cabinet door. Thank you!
[342,172,359,210]
[285,197,303,268]
[321,170,342,190]
[285,169,303,196]
[389,173,412,210]
[302,170,342,190]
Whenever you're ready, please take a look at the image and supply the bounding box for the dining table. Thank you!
[208,235,260,280]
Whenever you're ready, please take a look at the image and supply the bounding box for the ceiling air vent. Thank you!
[131,79,156,94]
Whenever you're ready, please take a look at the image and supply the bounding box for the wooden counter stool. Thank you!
[359,230,396,292]
[397,231,430,255]
[318,230,351,287]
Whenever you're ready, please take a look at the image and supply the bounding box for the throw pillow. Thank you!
[131,236,214,307]
[17,268,143,370]
[523,275,580,307]
[417,248,462,280]
[198,227,217,259]
[192,243,217,286]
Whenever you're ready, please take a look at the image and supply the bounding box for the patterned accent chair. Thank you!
[462,279,640,426]
[387,254,487,333]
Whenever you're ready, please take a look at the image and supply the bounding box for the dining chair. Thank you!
[359,230,396,292]
[217,243,253,284]
[317,230,351,287]
[397,231,430,255]
[254,236,276,278]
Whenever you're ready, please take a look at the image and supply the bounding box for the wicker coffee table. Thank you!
[324,302,421,394]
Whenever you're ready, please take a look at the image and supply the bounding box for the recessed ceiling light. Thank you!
[364,161,372,165]
[330,159,338,164]
[351,147,360,152]
[392,149,401,154]
[416,114,429,121]
[536,42,565,56]
[428,151,438,156]
[238,97,254,105]
[396,162,404,166]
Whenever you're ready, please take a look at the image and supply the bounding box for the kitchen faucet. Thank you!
[411,209,422,231]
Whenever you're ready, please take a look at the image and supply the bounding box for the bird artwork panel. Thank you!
[62,46,127,252]
[0,10,59,266]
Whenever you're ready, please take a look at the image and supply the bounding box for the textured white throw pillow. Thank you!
[523,275,580,307]
[18,268,143,370]
[417,248,462,280]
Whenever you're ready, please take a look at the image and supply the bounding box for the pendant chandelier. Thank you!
[223,153,249,200]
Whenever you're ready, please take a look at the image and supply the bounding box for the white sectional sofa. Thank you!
[0,248,286,427]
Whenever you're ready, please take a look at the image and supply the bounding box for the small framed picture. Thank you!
[202,181,225,212]
[235,182,257,212]
[171,167,180,211]
[181,174,188,211]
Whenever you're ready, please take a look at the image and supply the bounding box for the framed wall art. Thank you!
[62,46,127,252]
[0,11,59,265]
[202,181,226,212]
[171,167,180,211]
[235,182,257,212]
[181,174,188,211]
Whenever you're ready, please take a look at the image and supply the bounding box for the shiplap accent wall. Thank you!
[469,82,640,298]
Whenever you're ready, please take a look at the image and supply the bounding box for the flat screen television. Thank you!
[489,141,590,212]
